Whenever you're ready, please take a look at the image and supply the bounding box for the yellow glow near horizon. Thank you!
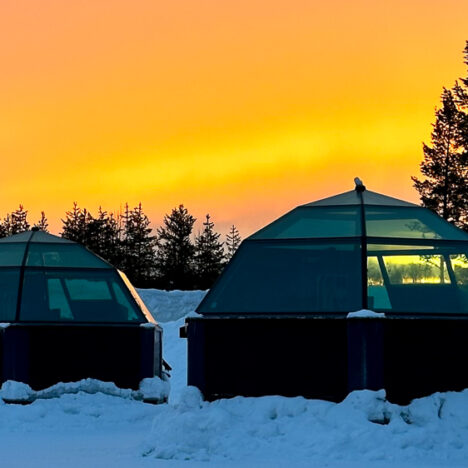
[0,0,467,236]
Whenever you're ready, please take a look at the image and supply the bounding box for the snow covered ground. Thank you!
[1,289,468,467]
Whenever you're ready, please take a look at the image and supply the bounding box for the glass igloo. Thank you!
[198,184,468,316]
[0,229,161,394]
[185,182,468,404]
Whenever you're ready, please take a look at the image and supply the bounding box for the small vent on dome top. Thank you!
[354,177,366,192]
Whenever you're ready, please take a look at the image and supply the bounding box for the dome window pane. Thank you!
[20,270,145,323]
[365,206,468,240]
[0,269,20,321]
[0,244,26,266]
[26,244,110,268]
[198,240,362,314]
[251,207,361,239]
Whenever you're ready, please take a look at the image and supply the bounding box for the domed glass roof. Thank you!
[198,185,468,316]
[250,189,468,241]
[0,230,153,323]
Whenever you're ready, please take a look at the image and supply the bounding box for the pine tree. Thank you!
[453,41,468,149]
[96,208,122,268]
[156,205,196,290]
[412,87,468,229]
[462,40,468,89]
[194,214,225,289]
[120,203,132,271]
[10,205,30,234]
[122,203,156,286]
[61,202,92,245]
[0,214,11,238]
[458,41,468,145]
[225,224,241,261]
[62,203,126,271]
[0,213,11,237]
[82,208,120,263]
[33,212,49,232]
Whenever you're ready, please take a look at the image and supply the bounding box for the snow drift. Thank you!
[141,386,468,465]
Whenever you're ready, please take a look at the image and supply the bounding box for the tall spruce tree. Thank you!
[462,40,468,89]
[96,208,122,268]
[122,203,156,286]
[62,203,123,267]
[225,224,241,261]
[10,205,30,234]
[61,203,93,245]
[458,41,468,148]
[194,214,225,289]
[0,214,11,238]
[82,207,122,267]
[412,87,468,229]
[33,212,49,232]
[156,205,196,290]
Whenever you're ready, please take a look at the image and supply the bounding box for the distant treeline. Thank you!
[0,204,242,290]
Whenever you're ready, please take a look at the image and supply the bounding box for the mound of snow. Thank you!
[139,377,170,403]
[137,288,206,323]
[0,377,170,404]
[0,381,34,402]
[142,388,468,465]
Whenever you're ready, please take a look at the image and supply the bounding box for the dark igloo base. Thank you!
[0,323,162,391]
[183,315,468,405]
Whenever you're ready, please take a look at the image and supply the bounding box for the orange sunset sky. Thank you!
[1,0,468,237]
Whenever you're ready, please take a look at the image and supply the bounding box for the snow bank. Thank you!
[142,388,468,466]
[136,288,206,323]
[139,377,170,403]
[0,377,169,404]
[1,380,34,402]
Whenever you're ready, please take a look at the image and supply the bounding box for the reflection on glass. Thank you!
[20,270,144,322]
[367,257,391,310]
[383,255,450,284]
[47,278,73,319]
[451,254,468,311]
[365,207,468,240]
[65,279,112,300]
[452,254,468,284]
[367,245,468,314]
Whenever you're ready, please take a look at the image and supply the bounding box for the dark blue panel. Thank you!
[0,244,26,266]
[199,240,362,314]
[26,244,110,268]
[0,269,20,321]
[250,206,361,239]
